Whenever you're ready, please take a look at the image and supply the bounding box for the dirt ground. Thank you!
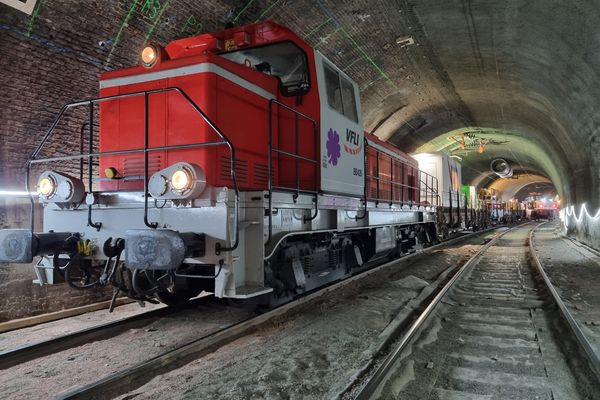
[113,232,495,400]
[0,300,165,352]
[0,230,495,399]
[0,299,254,399]
[533,221,600,354]
[371,225,589,400]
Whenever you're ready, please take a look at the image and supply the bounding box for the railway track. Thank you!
[0,296,208,370]
[347,223,600,399]
[49,228,497,400]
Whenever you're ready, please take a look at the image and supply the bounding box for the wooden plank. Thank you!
[0,298,134,333]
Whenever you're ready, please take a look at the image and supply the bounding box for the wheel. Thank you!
[440,225,450,240]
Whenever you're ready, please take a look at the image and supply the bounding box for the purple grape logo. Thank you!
[326,128,341,166]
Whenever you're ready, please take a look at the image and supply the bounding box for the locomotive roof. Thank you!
[101,21,311,81]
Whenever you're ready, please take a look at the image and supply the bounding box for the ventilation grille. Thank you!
[254,163,269,186]
[220,156,248,184]
[123,154,163,178]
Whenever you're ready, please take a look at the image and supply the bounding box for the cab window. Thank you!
[323,62,358,122]
[220,41,310,97]
[324,63,343,114]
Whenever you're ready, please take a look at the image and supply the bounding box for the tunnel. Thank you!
[2,1,598,250]
[1,1,600,398]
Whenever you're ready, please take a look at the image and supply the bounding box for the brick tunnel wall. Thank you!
[563,208,600,251]
[0,0,237,321]
[0,198,114,321]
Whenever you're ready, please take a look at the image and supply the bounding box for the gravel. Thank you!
[533,221,600,354]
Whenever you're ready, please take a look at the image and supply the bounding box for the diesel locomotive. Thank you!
[0,21,491,307]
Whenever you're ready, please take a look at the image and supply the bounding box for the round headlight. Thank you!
[170,169,191,192]
[141,45,159,68]
[38,176,56,198]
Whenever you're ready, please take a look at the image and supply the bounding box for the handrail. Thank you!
[366,173,439,207]
[366,147,439,208]
[266,99,319,246]
[25,86,240,253]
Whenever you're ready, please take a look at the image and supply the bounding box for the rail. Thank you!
[352,224,521,399]
[0,300,192,370]
[24,87,240,252]
[530,223,600,381]
[266,99,319,245]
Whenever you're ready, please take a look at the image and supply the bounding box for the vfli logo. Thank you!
[344,129,362,155]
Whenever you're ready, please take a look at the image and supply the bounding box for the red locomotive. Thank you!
[0,22,483,307]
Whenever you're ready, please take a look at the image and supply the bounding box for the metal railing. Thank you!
[25,87,240,252]
[366,146,439,207]
[419,171,440,207]
[266,99,319,245]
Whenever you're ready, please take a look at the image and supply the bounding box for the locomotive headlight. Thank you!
[37,176,56,198]
[141,44,159,68]
[170,169,191,192]
[149,162,206,200]
[36,171,85,204]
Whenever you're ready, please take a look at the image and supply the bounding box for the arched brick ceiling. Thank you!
[2,0,599,208]
[228,0,597,206]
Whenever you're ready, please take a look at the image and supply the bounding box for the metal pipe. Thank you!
[87,102,102,231]
[266,101,274,246]
[29,141,229,164]
[271,149,317,164]
[295,112,299,200]
[143,93,157,229]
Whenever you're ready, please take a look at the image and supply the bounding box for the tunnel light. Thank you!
[561,203,600,229]
[395,36,415,48]
[0,190,36,197]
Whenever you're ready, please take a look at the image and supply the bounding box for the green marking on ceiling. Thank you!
[106,0,140,66]
[303,18,332,39]
[313,26,342,49]
[234,0,256,23]
[255,0,282,23]
[361,75,385,91]
[180,15,203,36]
[143,0,171,44]
[342,56,365,72]
[25,0,43,38]
[233,2,395,91]
[341,28,397,89]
